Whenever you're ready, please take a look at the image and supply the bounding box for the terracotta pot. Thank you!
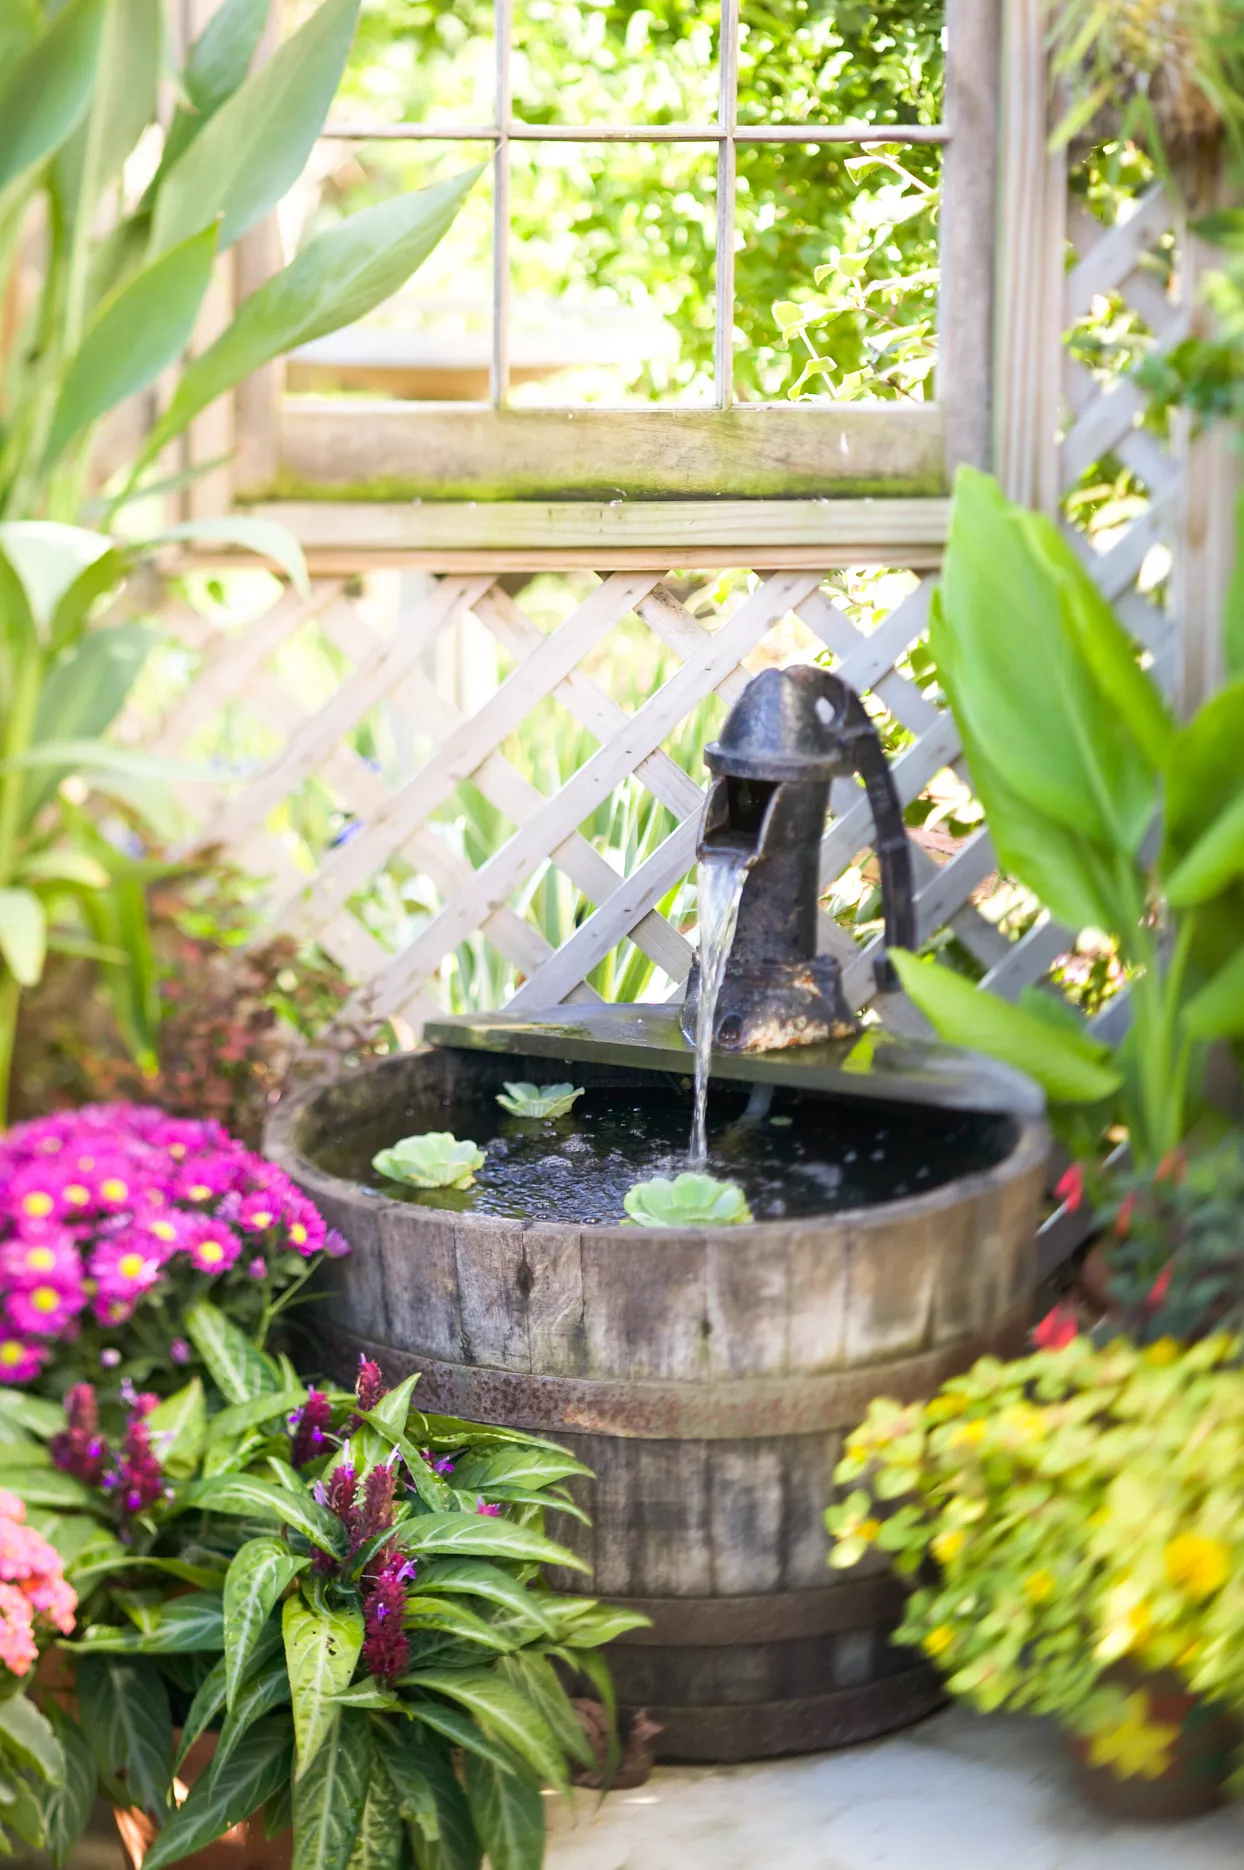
[114,1736,291,1870]
[1066,1671,1239,1822]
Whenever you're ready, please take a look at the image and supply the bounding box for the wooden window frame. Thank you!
[214,0,1004,558]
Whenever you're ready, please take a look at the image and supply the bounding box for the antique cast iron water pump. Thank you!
[680,664,916,1053]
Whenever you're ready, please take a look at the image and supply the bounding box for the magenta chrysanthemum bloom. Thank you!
[5,1279,86,1338]
[236,1190,282,1234]
[324,1229,350,1259]
[148,1117,227,1162]
[290,1388,333,1469]
[0,1233,79,1288]
[183,1215,242,1275]
[0,1337,47,1384]
[91,1293,136,1328]
[135,1211,195,1257]
[281,1194,326,1258]
[50,1384,109,1486]
[88,1236,164,1304]
[175,1154,241,1206]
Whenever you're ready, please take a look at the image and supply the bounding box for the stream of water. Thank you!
[690,850,752,1163]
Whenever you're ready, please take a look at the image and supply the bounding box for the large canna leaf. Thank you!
[57,0,161,228]
[158,0,270,179]
[1165,787,1244,906]
[939,467,1155,856]
[139,169,482,466]
[43,224,218,470]
[889,949,1123,1105]
[1020,509,1175,771]
[1162,678,1244,868]
[0,888,47,986]
[1182,947,1244,1040]
[0,0,104,199]
[283,1596,364,1776]
[23,623,154,820]
[0,522,111,626]
[1227,489,1244,678]
[149,0,360,258]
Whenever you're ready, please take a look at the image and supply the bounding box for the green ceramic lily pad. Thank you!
[372,1132,486,1190]
[623,1172,753,1228]
[495,1081,585,1120]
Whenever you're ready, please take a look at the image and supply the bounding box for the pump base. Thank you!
[681,954,860,1054]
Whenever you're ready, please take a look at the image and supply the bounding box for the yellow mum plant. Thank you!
[826,1334,1244,1776]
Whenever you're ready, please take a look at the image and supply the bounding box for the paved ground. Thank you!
[544,1708,1244,1870]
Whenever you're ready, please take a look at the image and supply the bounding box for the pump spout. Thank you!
[680,664,915,1054]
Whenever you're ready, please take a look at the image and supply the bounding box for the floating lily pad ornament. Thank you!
[372,1133,486,1190]
[623,1172,753,1228]
[496,1082,585,1120]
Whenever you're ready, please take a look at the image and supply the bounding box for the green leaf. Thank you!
[413,1561,557,1637]
[214,1656,292,1774]
[184,1296,284,1405]
[282,1595,363,1777]
[150,0,360,257]
[0,0,104,197]
[1226,488,1244,678]
[143,169,481,471]
[143,1715,295,1870]
[402,1672,570,1791]
[463,1754,544,1870]
[1165,787,1244,906]
[0,1697,63,1782]
[403,1737,478,1870]
[225,1538,310,1707]
[290,1709,370,1870]
[189,1475,347,1558]
[0,522,111,628]
[372,1133,486,1191]
[76,1655,172,1818]
[495,1080,583,1119]
[371,1727,438,1839]
[43,223,218,470]
[1164,679,1244,865]
[0,1773,45,1847]
[890,949,1123,1104]
[366,1372,422,1438]
[75,1593,225,1653]
[1183,947,1244,1040]
[392,1512,587,1573]
[0,1466,89,1509]
[545,1600,652,1648]
[145,1378,206,1479]
[498,1653,594,1770]
[18,850,110,889]
[401,1595,518,1654]
[143,516,309,597]
[0,888,46,986]
[0,1391,63,1438]
[186,0,269,114]
[175,1656,228,1771]
[940,466,1155,856]
[42,1707,96,1870]
[57,0,160,237]
[205,1386,309,1447]
[402,1705,520,1776]
[345,1749,402,1870]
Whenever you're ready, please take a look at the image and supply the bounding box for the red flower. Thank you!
[1113,1194,1137,1239]
[1054,1164,1085,1213]
[1147,1262,1174,1309]
[1155,1151,1187,1184]
[1033,1304,1079,1351]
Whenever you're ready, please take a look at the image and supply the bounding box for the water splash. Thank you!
[690,851,751,1163]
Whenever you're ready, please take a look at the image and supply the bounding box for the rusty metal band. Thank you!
[603,1576,908,1646]
[322,1308,1030,1441]
[639,1666,945,1763]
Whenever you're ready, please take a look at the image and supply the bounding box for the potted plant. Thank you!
[3,1314,642,1870]
[891,467,1244,1173]
[827,1331,1244,1817]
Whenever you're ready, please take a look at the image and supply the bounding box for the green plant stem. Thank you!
[0,970,18,1127]
[255,1256,320,1350]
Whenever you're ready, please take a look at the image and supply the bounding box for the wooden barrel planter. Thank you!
[266,1046,1048,1763]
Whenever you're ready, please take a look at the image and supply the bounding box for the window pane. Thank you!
[508,142,716,405]
[737,0,944,129]
[335,0,496,126]
[733,141,940,403]
[284,142,496,402]
[512,0,718,126]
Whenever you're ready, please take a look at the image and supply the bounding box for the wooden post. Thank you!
[939,0,1002,476]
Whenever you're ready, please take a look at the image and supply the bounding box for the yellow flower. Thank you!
[1087,1692,1180,1781]
[1164,1533,1230,1601]
[932,1529,966,1564]
[925,1392,968,1422]
[949,1419,987,1449]
[1144,1338,1180,1367]
[858,1518,881,1543]
[922,1624,955,1659]
[1024,1569,1055,1604]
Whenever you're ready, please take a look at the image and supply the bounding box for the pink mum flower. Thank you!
[89,1236,164,1304]
[282,1194,326,1258]
[0,1338,48,1385]
[135,1211,195,1257]
[5,1279,87,1338]
[176,1153,243,1206]
[0,1233,81,1288]
[184,1215,242,1275]
[236,1191,283,1234]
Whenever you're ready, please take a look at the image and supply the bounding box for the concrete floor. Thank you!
[544,1708,1244,1870]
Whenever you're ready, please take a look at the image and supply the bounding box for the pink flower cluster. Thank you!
[0,1488,76,1675]
[0,1104,347,1384]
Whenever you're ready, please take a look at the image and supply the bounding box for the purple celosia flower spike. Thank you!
[360,1545,411,1683]
[290,1387,332,1469]
[50,1383,109,1486]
